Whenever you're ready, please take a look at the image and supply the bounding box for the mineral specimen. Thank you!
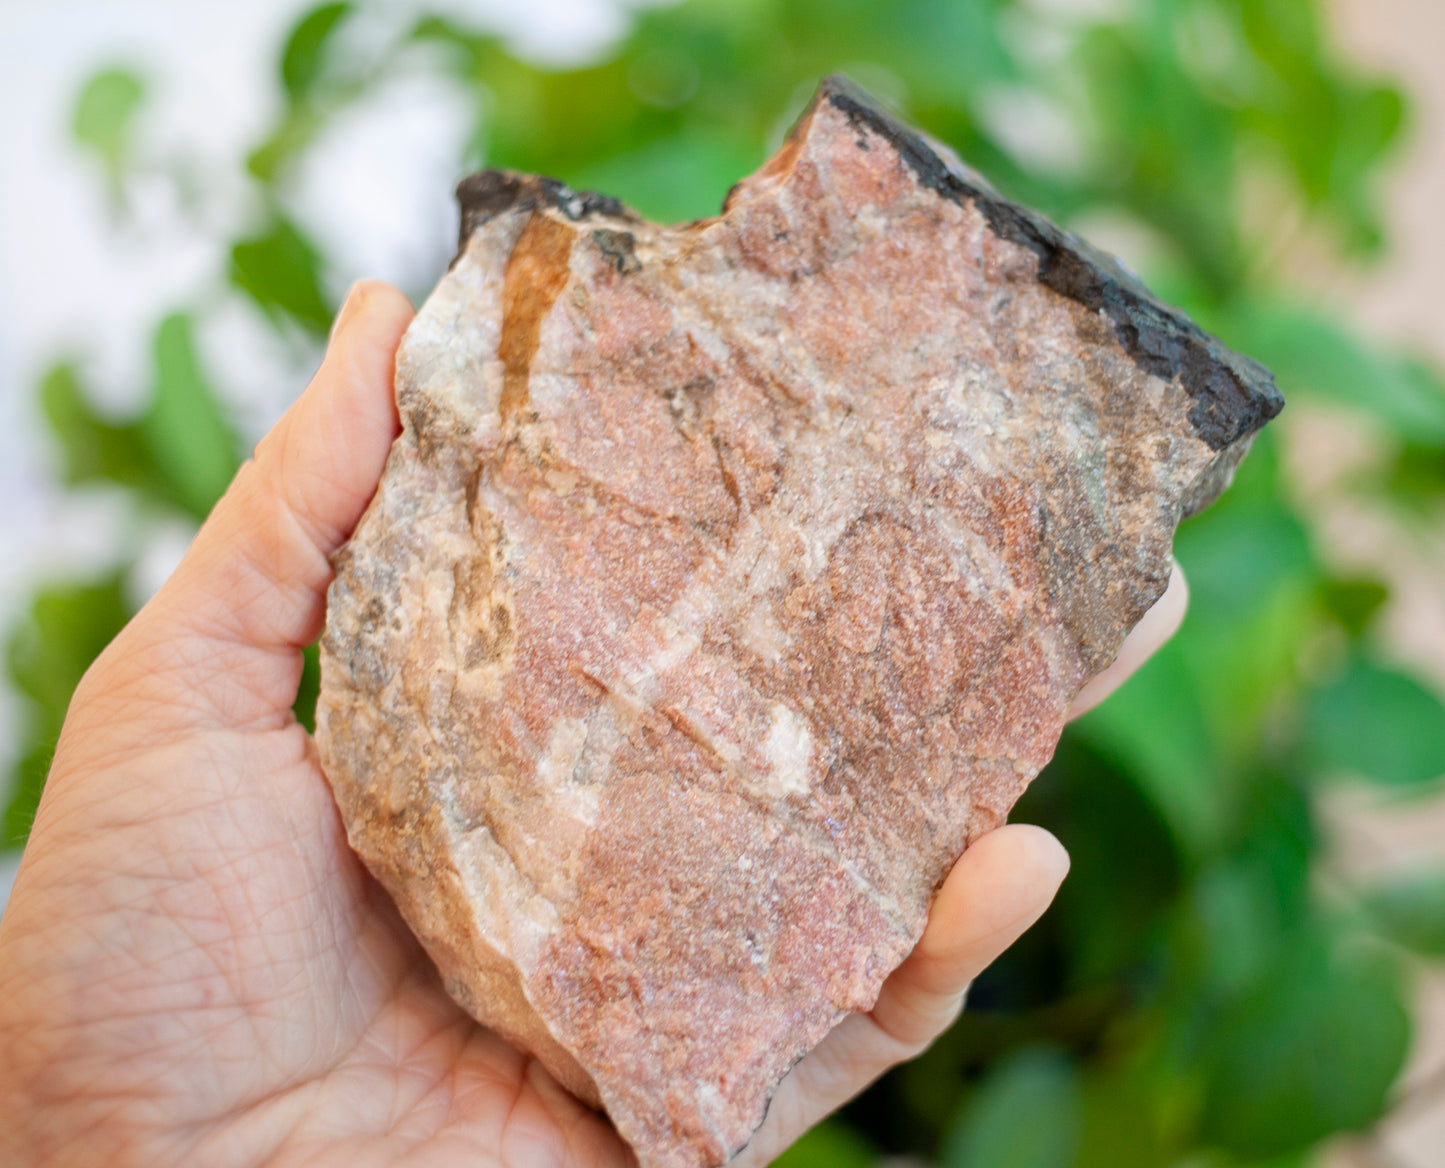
[317,75,1281,1168]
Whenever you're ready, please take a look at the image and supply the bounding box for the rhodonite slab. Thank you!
[317,75,1281,1168]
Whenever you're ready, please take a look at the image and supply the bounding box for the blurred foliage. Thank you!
[72,67,146,202]
[1365,871,1445,958]
[7,0,1445,1163]
[3,574,130,844]
[940,1046,1080,1168]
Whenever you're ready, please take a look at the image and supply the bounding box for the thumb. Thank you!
[87,281,415,734]
[728,825,1070,1168]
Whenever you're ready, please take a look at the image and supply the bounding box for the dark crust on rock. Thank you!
[816,74,1282,452]
[455,170,637,262]
[455,83,1281,453]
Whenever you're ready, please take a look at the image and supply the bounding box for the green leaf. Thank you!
[1317,578,1389,638]
[1019,733,1182,987]
[142,314,241,520]
[1075,639,1224,854]
[1230,772,1317,937]
[569,130,763,225]
[1174,502,1314,624]
[1198,936,1409,1157]
[771,1120,875,1168]
[281,3,353,102]
[941,1047,1079,1168]
[231,217,334,336]
[1222,300,1445,444]
[40,361,152,490]
[1073,1056,1175,1168]
[40,336,239,521]
[1305,658,1445,786]
[4,574,133,848]
[1189,857,1286,996]
[72,67,146,179]
[1383,442,1445,513]
[247,107,326,183]
[1364,870,1445,957]
[1170,441,1321,755]
[294,642,321,734]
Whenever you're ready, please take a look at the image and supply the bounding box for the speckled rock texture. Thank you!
[317,76,1282,1168]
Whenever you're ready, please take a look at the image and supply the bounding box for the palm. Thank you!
[205,736,634,1168]
[0,283,1175,1168]
[21,711,634,1167]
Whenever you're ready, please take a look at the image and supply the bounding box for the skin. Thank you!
[0,281,1186,1168]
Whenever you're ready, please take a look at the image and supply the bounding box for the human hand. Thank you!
[0,280,1185,1168]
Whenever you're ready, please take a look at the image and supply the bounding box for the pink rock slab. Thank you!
[317,75,1281,1168]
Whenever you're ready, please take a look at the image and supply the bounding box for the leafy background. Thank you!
[4,0,1445,1164]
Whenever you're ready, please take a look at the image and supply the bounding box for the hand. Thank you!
[0,281,1185,1168]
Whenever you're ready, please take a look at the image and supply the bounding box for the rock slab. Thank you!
[317,76,1282,1168]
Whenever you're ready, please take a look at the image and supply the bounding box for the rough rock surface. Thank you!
[317,76,1282,1168]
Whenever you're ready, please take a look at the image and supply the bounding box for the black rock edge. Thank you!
[450,77,1283,454]
[454,170,636,262]
[817,73,1283,452]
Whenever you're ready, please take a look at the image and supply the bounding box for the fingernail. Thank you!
[329,281,370,344]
